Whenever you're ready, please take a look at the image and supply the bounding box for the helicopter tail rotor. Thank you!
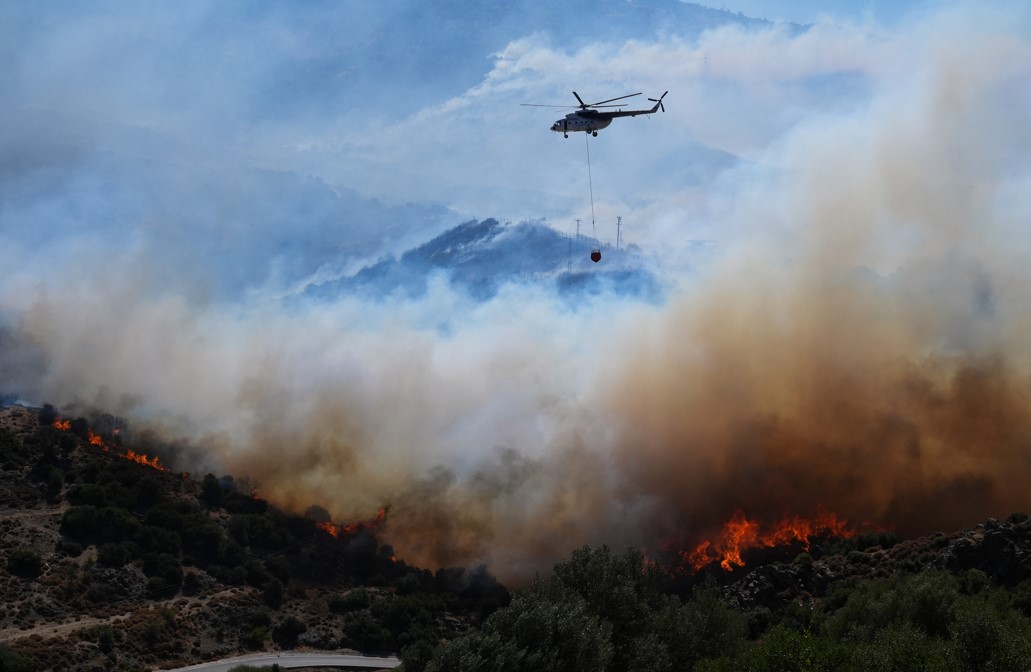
[648,91,668,112]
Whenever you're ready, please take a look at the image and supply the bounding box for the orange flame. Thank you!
[683,509,856,572]
[342,506,389,534]
[122,449,166,471]
[50,417,168,472]
[317,521,340,538]
[317,507,390,538]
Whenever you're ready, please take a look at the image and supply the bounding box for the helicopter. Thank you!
[522,91,667,137]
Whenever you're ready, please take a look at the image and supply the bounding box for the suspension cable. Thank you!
[585,134,597,239]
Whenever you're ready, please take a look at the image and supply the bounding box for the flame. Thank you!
[123,449,166,470]
[682,509,857,572]
[317,507,390,538]
[50,416,169,472]
[342,506,389,534]
[317,521,339,538]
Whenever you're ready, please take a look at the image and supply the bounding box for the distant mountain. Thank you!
[304,218,666,302]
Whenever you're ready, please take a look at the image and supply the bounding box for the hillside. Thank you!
[3,402,1031,671]
[0,405,508,671]
[304,218,667,302]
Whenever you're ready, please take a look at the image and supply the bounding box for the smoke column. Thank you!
[2,5,1031,582]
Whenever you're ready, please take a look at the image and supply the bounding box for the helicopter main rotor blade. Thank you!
[572,91,588,108]
[587,92,642,107]
[521,103,578,108]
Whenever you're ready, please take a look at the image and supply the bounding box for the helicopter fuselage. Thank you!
[550,96,664,137]
[551,111,613,135]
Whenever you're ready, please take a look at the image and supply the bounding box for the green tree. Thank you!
[200,473,225,508]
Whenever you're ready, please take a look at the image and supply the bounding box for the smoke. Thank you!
[3,4,1031,582]
[602,4,1031,541]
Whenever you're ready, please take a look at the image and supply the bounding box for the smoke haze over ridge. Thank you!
[2,2,1031,581]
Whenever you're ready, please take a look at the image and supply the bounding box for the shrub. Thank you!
[0,644,35,672]
[97,506,142,542]
[265,556,291,583]
[96,625,116,654]
[242,625,269,650]
[97,542,138,568]
[344,612,394,651]
[200,474,225,508]
[263,579,285,609]
[854,530,899,551]
[136,525,182,556]
[61,505,99,537]
[272,616,307,648]
[58,540,83,557]
[6,548,43,579]
[141,552,184,585]
[330,587,371,614]
[246,560,273,588]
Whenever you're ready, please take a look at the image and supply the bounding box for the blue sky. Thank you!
[3,1,1031,577]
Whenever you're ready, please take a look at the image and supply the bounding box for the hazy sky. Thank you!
[716,0,929,24]
[3,0,1031,580]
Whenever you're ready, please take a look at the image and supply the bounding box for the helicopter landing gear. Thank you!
[564,133,568,138]
[592,131,598,136]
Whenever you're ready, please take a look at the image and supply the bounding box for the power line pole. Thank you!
[616,216,623,253]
